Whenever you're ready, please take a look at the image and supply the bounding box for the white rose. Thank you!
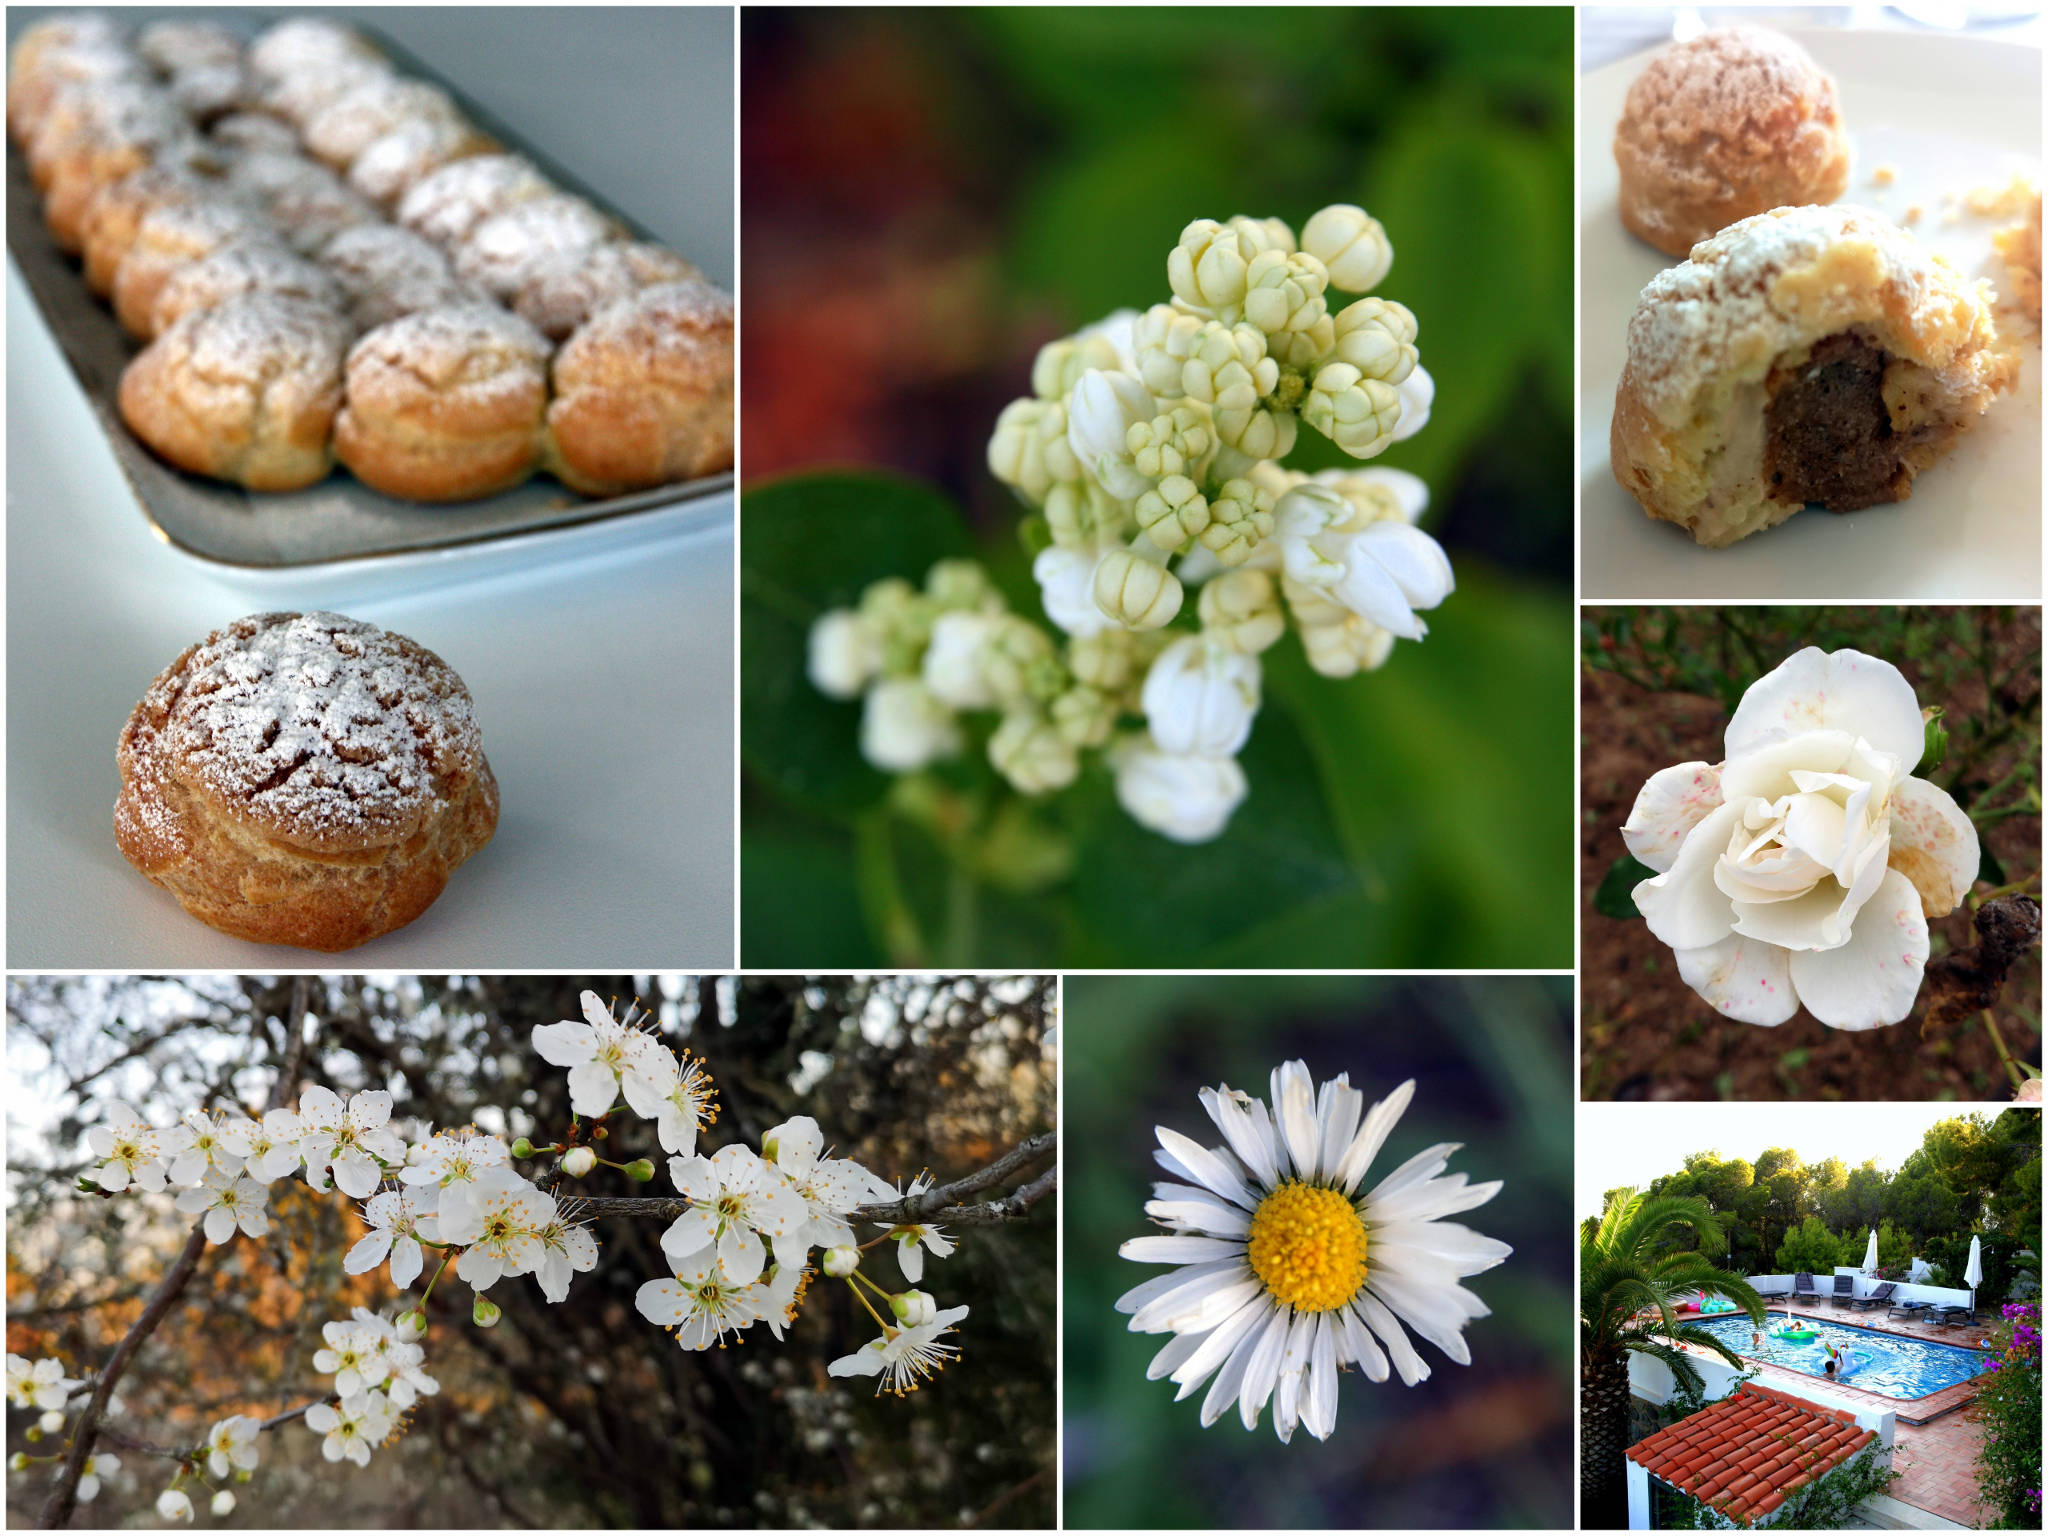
[1142,635,1261,758]
[1112,734,1248,844]
[806,609,878,699]
[1065,369,1157,501]
[1032,545,1110,638]
[1627,647,1979,1031]
[1272,484,1454,641]
[922,611,1000,708]
[859,679,960,772]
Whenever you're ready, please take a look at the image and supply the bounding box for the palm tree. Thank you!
[1581,1188,1766,1525]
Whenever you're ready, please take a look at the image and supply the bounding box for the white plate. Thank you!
[1579,28,2043,600]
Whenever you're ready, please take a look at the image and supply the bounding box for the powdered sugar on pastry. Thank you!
[136,611,482,849]
[396,153,554,249]
[455,194,616,298]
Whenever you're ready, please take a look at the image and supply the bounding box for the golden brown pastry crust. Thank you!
[148,237,347,337]
[1611,204,2019,546]
[302,76,462,171]
[334,305,552,501]
[112,197,271,338]
[115,611,498,952]
[118,292,351,491]
[80,163,205,296]
[454,194,619,301]
[319,224,486,332]
[513,241,701,342]
[395,152,553,251]
[1614,27,1850,258]
[346,117,496,209]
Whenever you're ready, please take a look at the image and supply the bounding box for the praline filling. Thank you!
[1762,332,1912,511]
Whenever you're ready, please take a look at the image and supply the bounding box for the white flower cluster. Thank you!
[306,1310,438,1467]
[531,991,719,1154]
[635,1119,969,1395]
[808,205,1452,843]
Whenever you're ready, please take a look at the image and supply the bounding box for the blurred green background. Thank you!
[1061,975,1575,1529]
[740,7,1576,968]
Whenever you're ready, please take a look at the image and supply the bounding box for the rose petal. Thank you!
[1788,868,1930,1030]
[1633,800,1742,950]
[1621,762,1724,874]
[1888,776,1981,918]
[1675,933,1799,1025]
[1725,648,1924,771]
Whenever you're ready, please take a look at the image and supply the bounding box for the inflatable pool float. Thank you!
[1772,1326,1819,1343]
[1698,1295,1738,1315]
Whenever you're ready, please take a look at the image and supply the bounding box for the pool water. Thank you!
[1696,1311,1992,1399]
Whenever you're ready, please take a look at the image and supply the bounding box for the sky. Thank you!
[1577,1100,1991,1220]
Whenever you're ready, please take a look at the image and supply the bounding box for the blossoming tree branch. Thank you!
[8,990,1055,1528]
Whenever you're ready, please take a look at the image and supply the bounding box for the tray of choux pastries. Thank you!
[6,11,734,569]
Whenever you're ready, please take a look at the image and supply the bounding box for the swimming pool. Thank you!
[1695,1312,1992,1400]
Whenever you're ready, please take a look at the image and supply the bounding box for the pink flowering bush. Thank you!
[1976,1301,2041,1528]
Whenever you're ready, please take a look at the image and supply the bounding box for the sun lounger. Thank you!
[1752,1279,1791,1299]
[1851,1282,1896,1311]
[1828,1275,1857,1308]
[1887,1299,1931,1322]
[1793,1272,1818,1299]
[1930,1305,1977,1328]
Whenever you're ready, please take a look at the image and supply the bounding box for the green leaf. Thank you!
[1596,853,1656,920]
[739,471,972,816]
[1979,841,2008,888]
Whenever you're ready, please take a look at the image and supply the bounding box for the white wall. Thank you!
[1738,1273,1971,1308]
[1628,1348,1896,1443]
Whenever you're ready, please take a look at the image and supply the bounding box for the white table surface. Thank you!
[5,8,736,969]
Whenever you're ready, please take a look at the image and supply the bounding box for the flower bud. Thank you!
[860,679,961,772]
[1143,636,1261,758]
[1331,298,1417,383]
[1302,362,1401,459]
[233,1469,252,1485]
[1031,332,1121,401]
[157,1489,194,1522]
[989,710,1081,795]
[822,1245,860,1278]
[621,1158,657,1184]
[805,610,880,700]
[1303,203,1393,292]
[472,1296,502,1328]
[9,1452,29,1471]
[1043,477,1128,550]
[1066,629,1139,693]
[1050,684,1117,750]
[1133,302,1205,400]
[924,558,1000,614]
[560,1146,597,1178]
[210,1490,236,1517]
[399,1309,428,1338]
[921,611,1002,708]
[1134,474,1209,551]
[987,397,1081,502]
[1241,248,1329,337]
[1112,734,1248,844]
[37,1410,63,1435]
[1392,364,1434,443]
[1228,214,1296,255]
[891,1289,938,1327]
[1092,549,1182,631]
[1268,314,1336,373]
[510,1136,535,1160]
[1065,370,1156,501]
[1200,479,1275,568]
[23,1425,41,1443]
[1127,406,1212,483]
[1167,217,1259,318]
[1923,708,1949,774]
[1032,546,1110,639]
[1199,568,1286,654]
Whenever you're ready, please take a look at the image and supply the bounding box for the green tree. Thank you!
[1775,1215,1845,1275]
[1887,1171,1963,1244]
[1580,1190,1765,1524]
[1821,1160,1890,1234]
[1989,1110,2043,1238]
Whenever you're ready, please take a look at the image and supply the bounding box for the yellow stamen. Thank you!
[1246,1180,1367,1313]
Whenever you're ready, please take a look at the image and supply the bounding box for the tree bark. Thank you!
[1580,1344,1634,1530]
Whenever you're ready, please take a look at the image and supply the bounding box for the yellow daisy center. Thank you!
[1246,1180,1367,1313]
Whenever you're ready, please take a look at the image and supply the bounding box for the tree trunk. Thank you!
[1581,1344,1634,1529]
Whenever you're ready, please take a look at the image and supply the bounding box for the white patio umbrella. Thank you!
[1966,1234,1984,1314]
[1862,1229,1879,1274]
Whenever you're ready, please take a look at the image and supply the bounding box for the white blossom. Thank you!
[175,1174,271,1245]
[922,611,1002,709]
[203,1415,259,1479]
[619,1047,718,1158]
[534,1212,600,1304]
[860,678,960,771]
[635,1247,770,1350]
[401,1128,511,1237]
[86,1104,171,1194]
[7,1356,76,1411]
[165,1110,240,1189]
[765,1116,890,1250]
[828,1305,970,1397]
[304,1393,392,1467]
[1113,735,1249,844]
[664,1144,810,1284]
[156,1487,193,1522]
[344,1186,439,1289]
[1142,636,1261,759]
[296,1088,405,1199]
[806,609,880,699]
[453,1175,555,1291]
[1032,545,1112,638]
[75,1451,118,1503]
[1065,369,1158,501]
[312,1320,391,1399]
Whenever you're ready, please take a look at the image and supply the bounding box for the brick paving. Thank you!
[1653,1299,1995,1526]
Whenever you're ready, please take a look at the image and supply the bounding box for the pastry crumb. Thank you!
[1964,175,2038,218]
[1870,164,1898,187]
[1992,189,2042,326]
[1903,205,1923,226]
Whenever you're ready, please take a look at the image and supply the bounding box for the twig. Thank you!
[91,1398,332,1463]
[1982,1009,2029,1092]
[37,1223,209,1529]
[269,978,312,1113]
[570,1132,1058,1228]
[963,1466,1049,1528]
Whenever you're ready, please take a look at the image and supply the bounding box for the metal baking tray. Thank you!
[4,14,731,570]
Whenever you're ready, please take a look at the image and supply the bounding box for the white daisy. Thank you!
[634,1248,771,1350]
[297,1088,406,1199]
[85,1104,169,1193]
[531,992,669,1118]
[662,1144,809,1284]
[827,1304,970,1397]
[1116,1062,1509,1444]
[343,1186,439,1289]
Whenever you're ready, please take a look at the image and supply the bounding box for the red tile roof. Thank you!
[1625,1382,1879,1525]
